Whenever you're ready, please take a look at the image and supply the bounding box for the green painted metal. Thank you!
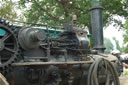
[0,26,63,38]
[34,27,63,38]
[0,28,6,36]
[0,26,91,38]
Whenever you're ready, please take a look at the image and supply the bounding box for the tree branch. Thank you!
[56,0,72,17]
[33,0,60,22]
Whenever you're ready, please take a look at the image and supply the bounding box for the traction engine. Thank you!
[0,2,121,85]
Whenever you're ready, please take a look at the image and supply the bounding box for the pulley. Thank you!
[18,28,46,50]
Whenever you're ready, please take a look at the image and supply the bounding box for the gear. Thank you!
[0,19,20,74]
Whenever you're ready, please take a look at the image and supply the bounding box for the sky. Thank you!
[104,25,124,47]
[104,16,126,48]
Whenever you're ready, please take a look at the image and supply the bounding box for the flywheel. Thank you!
[0,20,19,74]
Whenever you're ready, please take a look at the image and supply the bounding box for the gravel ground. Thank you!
[120,75,128,85]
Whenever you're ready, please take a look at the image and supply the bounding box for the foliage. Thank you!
[123,21,128,43]
[0,0,17,19]
[124,70,128,75]
[122,21,128,52]
[104,38,114,53]
[18,0,128,28]
[120,46,128,53]
[112,37,121,52]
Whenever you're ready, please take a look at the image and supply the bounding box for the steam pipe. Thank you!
[90,0,105,53]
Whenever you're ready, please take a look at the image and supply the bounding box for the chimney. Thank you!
[90,0,105,53]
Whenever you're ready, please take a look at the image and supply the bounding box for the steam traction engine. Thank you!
[0,3,121,85]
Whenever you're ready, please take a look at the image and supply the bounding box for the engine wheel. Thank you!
[0,20,19,74]
[87,58,120,85]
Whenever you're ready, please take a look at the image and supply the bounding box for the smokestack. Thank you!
[90,0,105,53]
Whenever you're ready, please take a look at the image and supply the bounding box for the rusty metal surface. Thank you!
[12,61,93,66]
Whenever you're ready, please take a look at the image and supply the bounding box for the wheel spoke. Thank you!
[2,33,12,42]
[5,43,14,46]
[105,71,110,85]
[0,56,1,64]
[4,47,16,53]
